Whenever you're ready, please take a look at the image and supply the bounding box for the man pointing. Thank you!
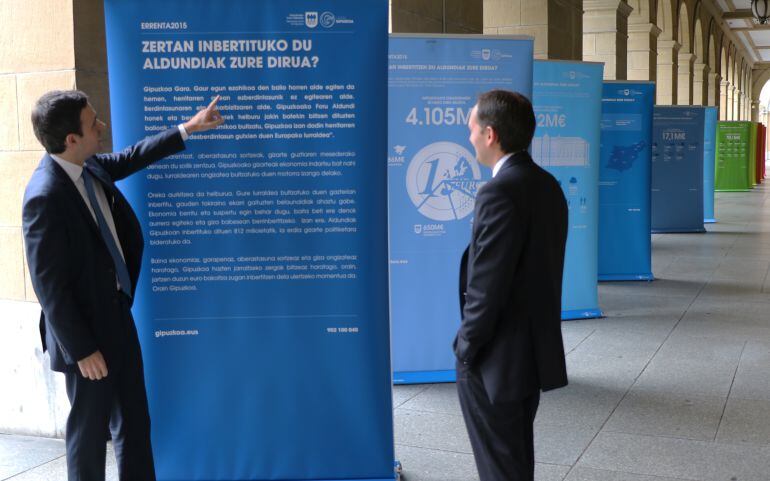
[23,90,223,481]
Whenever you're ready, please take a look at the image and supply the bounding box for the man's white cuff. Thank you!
[178,124,189,141]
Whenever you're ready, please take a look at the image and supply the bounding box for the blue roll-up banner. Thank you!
[598,82,654,281]
[388,36,533,384]
[533,60,603,320]
[103,2,394,480]
[703,106,718,223]
[651,106,706,233]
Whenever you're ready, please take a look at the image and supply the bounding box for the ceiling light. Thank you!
[753,0,770,25]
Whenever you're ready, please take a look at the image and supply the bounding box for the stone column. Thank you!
[627,21,661,81]
[720,80,729,120]
[582,0,633,80]
[484,0,583,60]
[752,101,760,123]
[727,86,735,120]
[676,53,694,105]
[733,88,740,120]
[0,0,115,438]
[656,40,680,105]
[737,93,743,120]
[707,73,720,107]
[747,96,753,121]
[692,63,708,106]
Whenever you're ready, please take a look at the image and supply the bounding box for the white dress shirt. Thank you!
[49,125,189,264]
[492,153,514,178]
[50,154,127,263]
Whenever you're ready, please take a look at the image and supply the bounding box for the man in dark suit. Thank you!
[454,90,568,481]
[22,90,223,481]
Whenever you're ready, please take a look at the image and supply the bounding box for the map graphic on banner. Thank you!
[598,81,654,281]
[405,141,482,222]
[388,35,534,383]
[606,141,646,172]
[533,60,603,319]
[103,1,394,480]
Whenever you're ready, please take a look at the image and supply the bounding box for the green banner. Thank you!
[715,121,752,191]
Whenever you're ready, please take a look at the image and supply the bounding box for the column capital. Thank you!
[583,0,632,15]
[721,79,730,87]
[616,1,634,18]
[693,62,710,74]
[677,52,695,64]
[628,21,662,37]
[658,39,681,52]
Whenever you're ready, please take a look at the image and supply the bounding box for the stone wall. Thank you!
[391,0,483,34]
[0,0,110,437]
[483,0,582,60]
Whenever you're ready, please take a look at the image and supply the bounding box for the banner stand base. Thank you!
[704,218,717,223]
[652,228,707,234]
[562,309,603,321]
[166,478,397,481]
[394,369,456,385]
[599,274,654,282]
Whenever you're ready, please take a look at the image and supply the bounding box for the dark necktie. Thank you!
[81,168,132,298]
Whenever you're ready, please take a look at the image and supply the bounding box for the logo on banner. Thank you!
[305,12,319,28]
[406,141,484,222]
[563,70,589,80]
[470,48,509,61]
[320,11,336,28]
[389,145,407,166]
[618,88,643,97]
[413,223,446,237]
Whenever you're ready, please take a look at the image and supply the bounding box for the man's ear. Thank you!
[485,125,498,146]
[64,133,79,149]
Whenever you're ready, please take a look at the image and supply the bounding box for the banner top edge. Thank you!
[534,59,604,66]
[603,80,655,84]
[389,33,534,41]
[653,105,710,109]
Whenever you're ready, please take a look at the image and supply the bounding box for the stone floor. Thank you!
[2,184,770,480]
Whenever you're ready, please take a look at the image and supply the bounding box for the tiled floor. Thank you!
[2,185,770,480]
[394,185,770,481]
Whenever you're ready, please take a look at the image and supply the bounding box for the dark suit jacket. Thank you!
[454,151,568,403]
[22,128,185,372]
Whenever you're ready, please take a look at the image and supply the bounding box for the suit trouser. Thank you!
[64,294,155,481]
[456,361,540,481]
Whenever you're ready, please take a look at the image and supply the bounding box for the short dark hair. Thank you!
[31,90,89,154]
[475,90,536,154]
